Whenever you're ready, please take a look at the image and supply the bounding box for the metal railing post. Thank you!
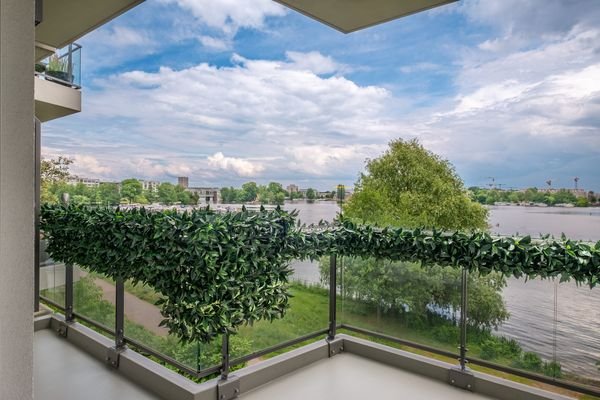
[328,254,337,340]
[459,267,468,371]
[221,333,230,380]
[65,263,74,322]
[115,277,125,348]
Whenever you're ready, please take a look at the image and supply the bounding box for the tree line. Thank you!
[220,182,331,205]
[469,187,597,207]
[41,157,198,206]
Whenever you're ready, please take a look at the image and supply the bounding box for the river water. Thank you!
[283,201,600,379]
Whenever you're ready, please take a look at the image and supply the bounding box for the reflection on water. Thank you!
[285,202,600,379]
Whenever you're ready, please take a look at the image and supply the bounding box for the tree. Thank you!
[158,183,177,205]
[322,139,507,329]
[241,182,258,202]
[121,179,143,202]
[344,139,487,230]
[96,183,121,205]
[41,156,72,203]
[306,188,316,202]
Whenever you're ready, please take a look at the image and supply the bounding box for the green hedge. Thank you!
[41,204,297,343]
[297,221,600,285]
[41,205,600,343]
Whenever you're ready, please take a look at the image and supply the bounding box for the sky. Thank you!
[43,0,600,191]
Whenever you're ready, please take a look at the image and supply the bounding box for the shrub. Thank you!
[480,339,500,360]
[432,325,458,344]
[543,361,562,378]
[514,352,543,372]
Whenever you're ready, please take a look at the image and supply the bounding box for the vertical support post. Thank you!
[221,333,230,381]
[459,267,468,371]
[328,254,337,341]
[65,263,74,322]
[115,277,125,348]
[34,118,41,312]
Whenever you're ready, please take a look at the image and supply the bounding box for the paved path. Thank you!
[93,278,169,337]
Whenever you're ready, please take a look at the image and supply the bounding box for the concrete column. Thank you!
[0,0,35,399]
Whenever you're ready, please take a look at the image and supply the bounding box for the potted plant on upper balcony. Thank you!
[46,54,72,84]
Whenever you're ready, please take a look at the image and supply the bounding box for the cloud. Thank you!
[399,62,440,74]
[198,35,232,51]
[44,2,600,191]
[107,26,155,47]
[285,145,383,176]
[129,158,193,178]
[412,27,600,188]
[285,51,345,75]
[207,152,265,177]
[460,0,600,52]
[165,0,286,34]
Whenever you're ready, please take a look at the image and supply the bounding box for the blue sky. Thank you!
[43,0,600,191]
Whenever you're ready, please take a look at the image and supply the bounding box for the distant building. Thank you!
[140,179,160,193]
[287,184,299,194]
[177,176,189,188]
[67,176,100,188]
[187,187,220,204]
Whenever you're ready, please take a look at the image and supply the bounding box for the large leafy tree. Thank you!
[344,139,487,230]
[326,139,507,329]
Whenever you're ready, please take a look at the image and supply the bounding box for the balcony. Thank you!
[34,43,82,122]
[36,251,600,400]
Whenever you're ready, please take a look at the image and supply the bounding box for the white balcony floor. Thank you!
[34,330,161,400]
[241,352,495,400]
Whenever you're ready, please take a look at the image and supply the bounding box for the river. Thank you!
[283,201,600,379]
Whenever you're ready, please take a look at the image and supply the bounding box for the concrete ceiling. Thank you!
[274,0,457,33]
[35,0,144,60]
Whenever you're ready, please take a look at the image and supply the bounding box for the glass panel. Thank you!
[122,281,208,371]
[468,274,556,379]
[39,261,65,306]
[73,265,115,331]
[234,273,329,365]
[70,44,81,87]
[338,256,460,362]
[556,280,600,388]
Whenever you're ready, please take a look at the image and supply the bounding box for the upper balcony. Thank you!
[35,0,145,61]
[34,43,82,122]
[34,205,600,400]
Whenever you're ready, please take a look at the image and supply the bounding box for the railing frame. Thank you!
[36,252,600,398]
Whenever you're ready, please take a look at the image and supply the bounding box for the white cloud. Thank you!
[165,0,286,34]
[399,62,440,74]
[285,145,383,176]
[110,26,155,47]
[461,0,600,53]
[198,35,232,51]
[129,158,193,178]
[285,51,344,75]
[207,152,264,177]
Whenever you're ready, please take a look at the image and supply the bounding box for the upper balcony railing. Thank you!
[37,205,600,398]
[35,43,81,89]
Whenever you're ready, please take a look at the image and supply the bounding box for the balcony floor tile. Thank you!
[34,330,161,400]
[241,352,495,400]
